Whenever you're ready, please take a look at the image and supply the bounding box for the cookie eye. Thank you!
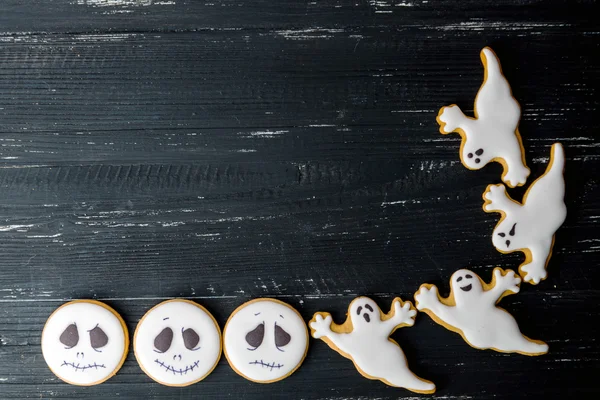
[182,328,200,350]
[154,327,173,353]
[274,323,291,350]
[364,304,373,312]
[89,325,108,350]
[245,322,264,350]
[356,306,363,315]
[457,276,463,282]
[498,232,506,237]
[60,324,79,349]
[509,223,516,236]
[467,153,473,158]
[465,274,473,279]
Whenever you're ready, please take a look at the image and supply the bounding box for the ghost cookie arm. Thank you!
[310,314,352,354]
[382,299,416,333]
[484,268,521,304]
[437,104,472,134]
[483,184,521,215]
[414,285,459,327]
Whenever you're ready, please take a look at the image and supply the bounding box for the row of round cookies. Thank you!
[41,46,567,393]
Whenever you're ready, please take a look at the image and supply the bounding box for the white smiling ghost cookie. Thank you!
[483,143,567,284]
[41,300,128,386]
[309,297,435,394]
[134,299,222,386]
[415,268,548,356]
[436,47,530,188]
[223,298,309,383]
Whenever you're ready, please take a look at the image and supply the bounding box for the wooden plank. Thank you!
[0,0,597,33]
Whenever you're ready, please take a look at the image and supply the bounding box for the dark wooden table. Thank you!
[1,1,598,398]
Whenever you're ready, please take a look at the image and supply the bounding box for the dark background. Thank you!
[0,0,598,398]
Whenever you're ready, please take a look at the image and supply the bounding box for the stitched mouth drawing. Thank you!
[61,361,106,371]
[248,359,284,371]
[154,359,201,375]
[460,284,472,292]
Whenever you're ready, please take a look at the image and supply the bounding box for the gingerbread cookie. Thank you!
[483,142,566,284]
[223,298,308,383]
[437,47,530,188]
[309,297,435,394]
[415,268,548,356]
[41,300,128,386]
[133,299,222,386]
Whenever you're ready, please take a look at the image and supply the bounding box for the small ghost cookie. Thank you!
[483,143,567,284]
[309,297,435,394]
[41,300,128,386]
[134,299,222,386]
[436,46,530,188]
[415,268,548,356]
[223,298,308,383]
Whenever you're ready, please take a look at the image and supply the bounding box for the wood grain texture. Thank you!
[0,0,598,398]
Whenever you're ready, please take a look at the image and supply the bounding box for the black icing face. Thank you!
[455,273,474,292]
[496,222,517,249]
[451,270,484,299]
[351,299,379,327]
[463,144,492,169]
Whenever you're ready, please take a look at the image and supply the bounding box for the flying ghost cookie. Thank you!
[436,47,530,188]
[223,298,309,383]
[41,300,128,386]
[483,142,566,284]
[134,299,222,386]
[415,268,548,356]
[309,297,435,394]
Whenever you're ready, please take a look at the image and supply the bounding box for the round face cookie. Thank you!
[133,299,221,386]
[223,298,308,383]
[41,300,128,386]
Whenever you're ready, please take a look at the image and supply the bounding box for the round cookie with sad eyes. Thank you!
[223,298,309,383]
[41,300,128,386]
[134,299,222,387]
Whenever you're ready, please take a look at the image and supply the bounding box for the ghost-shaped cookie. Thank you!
[436,47,530,188]
[415,268,548,356]
[133,299,222,386]
[309,297,435,394]
[483,142,567,284]
[41,300,128,386]
[223,298,308,383]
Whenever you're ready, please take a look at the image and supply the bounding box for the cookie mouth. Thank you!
[154,359,201,375]
[249,359,284,371]
[61,361,106,371]
[460,284,472,292]
[363,313,370,323]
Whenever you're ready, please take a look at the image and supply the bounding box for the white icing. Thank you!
[134,300,221,386]
[223,299,308,383]
[415,268,549,355]
[41,301,127,386]
[484,143,566,284]
[310,297,435,393]
[437,47,530,188]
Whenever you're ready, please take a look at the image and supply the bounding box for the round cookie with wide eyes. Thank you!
[41,300,128,386]
[133,299,221,386]
[223,298,308,383]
